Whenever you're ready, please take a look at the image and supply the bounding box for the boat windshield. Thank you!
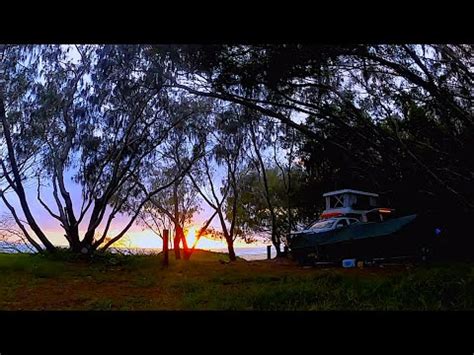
[308,219,336,230]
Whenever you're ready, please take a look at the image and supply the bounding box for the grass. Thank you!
[0,250,473,310]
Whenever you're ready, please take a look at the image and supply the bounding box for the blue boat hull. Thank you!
[288,214,437,263]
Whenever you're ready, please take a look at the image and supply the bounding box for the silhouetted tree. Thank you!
[0,45,200,254]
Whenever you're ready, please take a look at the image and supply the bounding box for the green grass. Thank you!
[0,251,473,310]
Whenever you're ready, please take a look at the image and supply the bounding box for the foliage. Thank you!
[0,45,203,254]
[0,44,472,257]
[162,44,473,210]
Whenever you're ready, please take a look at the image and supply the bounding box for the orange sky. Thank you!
[126,227,264,250]
[38,223,266,250]
[0,171,269,250]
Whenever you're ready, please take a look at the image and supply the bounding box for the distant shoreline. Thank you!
[0,243,275,261]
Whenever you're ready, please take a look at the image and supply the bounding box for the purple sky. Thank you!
[0,46,305,249]
[0,165,248,249]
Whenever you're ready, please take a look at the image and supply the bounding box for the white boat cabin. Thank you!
[320,189,380,221]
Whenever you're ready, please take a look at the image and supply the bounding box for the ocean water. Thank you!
[208,247,276,260]
[0,242,33,253]
[0,242,275,261]
[116,246,276,260]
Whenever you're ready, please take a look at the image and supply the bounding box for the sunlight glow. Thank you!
[82,224,268,251]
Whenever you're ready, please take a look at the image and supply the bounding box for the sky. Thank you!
[0,158,271,250]
[0,45,309,251]
[0,114,308,251]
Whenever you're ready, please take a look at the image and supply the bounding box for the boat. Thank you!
[285,189,437,265]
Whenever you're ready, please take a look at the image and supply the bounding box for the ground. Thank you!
[0,250,473,310]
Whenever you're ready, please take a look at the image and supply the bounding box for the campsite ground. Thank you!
[0,250,473,310]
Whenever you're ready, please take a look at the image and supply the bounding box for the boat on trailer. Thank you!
[285,189,437,265]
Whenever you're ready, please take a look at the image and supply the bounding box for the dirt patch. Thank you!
[8,273,177,310]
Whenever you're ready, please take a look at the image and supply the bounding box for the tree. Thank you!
[0,45,200,254]
[134,95,215,260]
[138,177,200,259]
[187,106,251,261]
[1,43,472,259]
[247,118,282,255]
[156,44,473,214]
[230,162,309,247]
[273,124,298,235]
[145,177,219,261]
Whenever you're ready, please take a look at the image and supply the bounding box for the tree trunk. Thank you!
[183,211,218,261]
[173,182,181,259]
[70,239,83,253]
[0,99,56,252]
[174,225,189,260]
[250,122,282,257]
[163,229,169,267]
[272,239,282,257]
[287,125,294,237]
[174,229,181,260]
[270,218,283,257]
[178,220,189,260]
[181,229,189,256]
[227,237,237,261]
[217,209,237,262]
